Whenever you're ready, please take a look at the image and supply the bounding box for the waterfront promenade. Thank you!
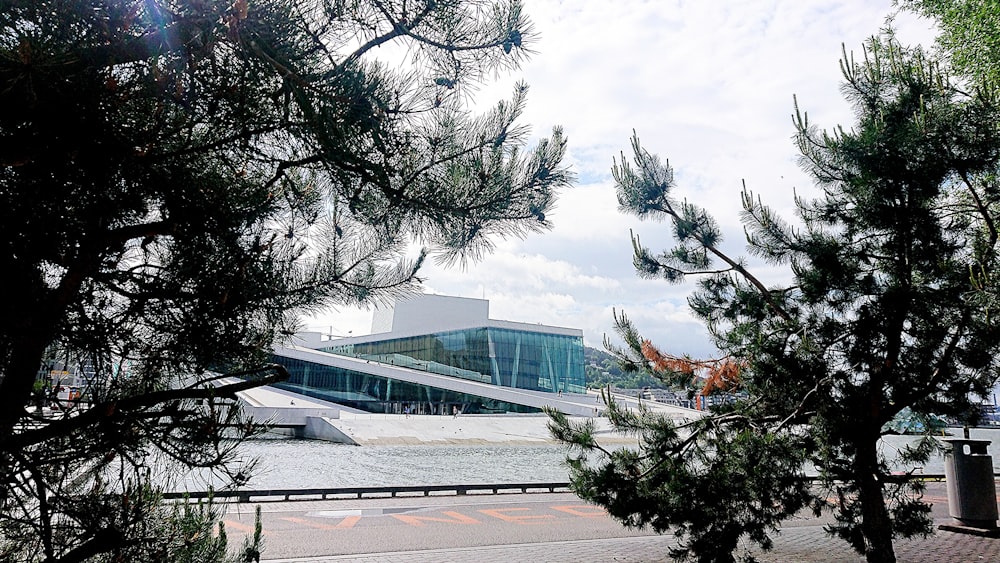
[267,530,1000,563]
[228,386,1000,560]
[262,532,1000,563]
[218,481,1000,563]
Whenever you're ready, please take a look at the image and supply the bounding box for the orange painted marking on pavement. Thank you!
[280,517,344,531]
[336,515,361,528]
[391,511,480,527]
[551,504,607,518]
[478,507,555,525]
[223,519,268,536]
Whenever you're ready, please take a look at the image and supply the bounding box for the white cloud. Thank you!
[425,250,622,292]
[303,0,942,355]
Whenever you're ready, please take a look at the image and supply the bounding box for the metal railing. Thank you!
[163,473,1000,504]
[163,482,572,503]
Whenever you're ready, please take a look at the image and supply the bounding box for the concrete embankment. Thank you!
[314,412,639,446]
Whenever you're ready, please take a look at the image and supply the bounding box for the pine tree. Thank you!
[550,32,1000,563]
[0,0,571,559]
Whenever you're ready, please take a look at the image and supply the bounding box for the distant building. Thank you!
[272,294,587,415]
[36,353,99,404]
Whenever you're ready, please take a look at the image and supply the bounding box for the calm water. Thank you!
[177,427,1000,491]
[179,441,571,490]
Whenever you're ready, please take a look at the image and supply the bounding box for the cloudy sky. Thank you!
[302,1,939,356]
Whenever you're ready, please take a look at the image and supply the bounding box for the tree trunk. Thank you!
[857,438,897,563]
[0,332,51,437]
[0,256,83,439]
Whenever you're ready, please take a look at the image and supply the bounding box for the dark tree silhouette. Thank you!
[0,0,571,560]
[551,32,1000,563]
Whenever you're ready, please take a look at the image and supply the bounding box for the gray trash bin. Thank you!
[943,438,998,529]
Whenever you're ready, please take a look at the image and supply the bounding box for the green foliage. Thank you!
[585,367,669,390]
[584,345,672,390]
[551,31,1000,563]
[550,401,813,563]
[0,0,569,560]
[1,482,264,563]
[899,0,1000,88]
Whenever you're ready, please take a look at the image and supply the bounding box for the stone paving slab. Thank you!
[263,536,679,563]
[755,525,1000,563]
[262,522,1000,563]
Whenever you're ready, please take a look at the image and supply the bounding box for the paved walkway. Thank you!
[258,491,1000,563]
[263,525,1000,563]
[757,524,1000,562]
[245,480,1000,562]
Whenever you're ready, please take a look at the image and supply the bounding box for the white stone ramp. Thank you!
[219,373,704,446]
[235,383,341,410]
[215,378,348,435]
[322,412,640,446]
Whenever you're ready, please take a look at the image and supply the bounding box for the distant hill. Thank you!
[584,345,671,390]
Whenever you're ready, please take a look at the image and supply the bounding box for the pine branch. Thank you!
[957,167,999,252]
[5,365,288,451]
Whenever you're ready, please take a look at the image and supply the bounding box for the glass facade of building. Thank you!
[272,355,542,415]
[323,326,586,394]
